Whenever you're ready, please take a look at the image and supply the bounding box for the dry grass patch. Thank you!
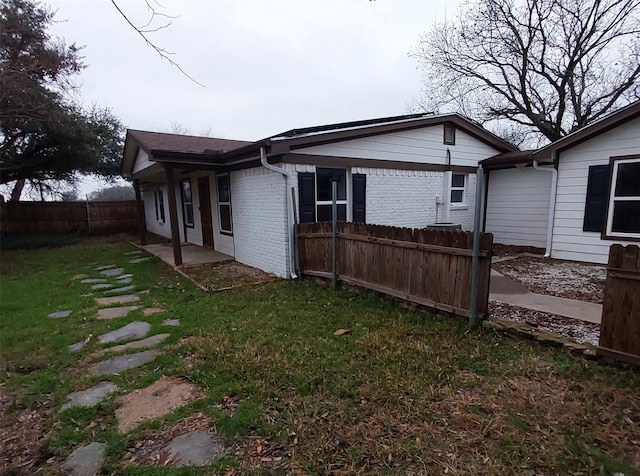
[185,261,275,291]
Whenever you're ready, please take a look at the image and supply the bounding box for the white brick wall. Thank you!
[231,166,290,277]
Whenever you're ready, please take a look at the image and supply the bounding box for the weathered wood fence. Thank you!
[598,244,640,366]
[297,222,493,318]
[0,200,141,235]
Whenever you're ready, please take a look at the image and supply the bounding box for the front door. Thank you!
[198,176,214,249]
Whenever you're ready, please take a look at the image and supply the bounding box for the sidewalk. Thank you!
[489,270,603,324]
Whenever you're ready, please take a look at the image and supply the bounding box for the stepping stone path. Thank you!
[93,334,170,357]
[48,310,72,319]
[100,268,124,277]
[96,305,140,320]
[51,259,217,471]
[167,431,225,467]
[91,283,113,290]
[124,251,142,256]
[91,349,160,376]
[143,307,164,316]
[96,294,140,306]
[129,257,150,264]
[115,376,201,433]
[99,321,151,344]
[63,442,106,476]
[60,382,118,412]
[103,285,135,294]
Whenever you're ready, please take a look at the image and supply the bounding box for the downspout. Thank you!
[260,147,298,279]
[441,148,452,223]
[532,155,558,258]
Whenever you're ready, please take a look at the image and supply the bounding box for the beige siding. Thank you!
[551,118,640,264]
[294,125,500,168]
[485,168,551,248]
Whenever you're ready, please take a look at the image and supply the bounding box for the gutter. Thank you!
[260,147,298,279]
[532,156,558,257]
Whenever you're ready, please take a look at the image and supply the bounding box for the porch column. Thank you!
[133,179,147,245]
[164,165,183,266]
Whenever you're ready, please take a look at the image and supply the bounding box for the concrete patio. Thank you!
[142,243,233,268]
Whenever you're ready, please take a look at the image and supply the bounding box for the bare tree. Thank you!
[110,0,204,87]
[412,0,640,143]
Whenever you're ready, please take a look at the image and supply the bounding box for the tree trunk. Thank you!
[9,179,25,202]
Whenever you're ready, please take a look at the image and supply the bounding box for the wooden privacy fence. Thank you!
[598,244,640,366]
[0,200,141,235]
[297,222,493,318]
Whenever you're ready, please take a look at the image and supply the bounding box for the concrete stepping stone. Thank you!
[117,273,134,280]
[96,294,139,306]
[91,349,160,376]
[91,283,114,290]
[81,278,107,284]
[80,293,94,298]
[62,442,106,476]
[48,310,72,319]
[167,431,225,467]
[162,319,180,327]
[97,305,140,320]
[95,264,116,271]
[94,334,170,356]
[124,251,142,256]
[60,382,117,412]
[99,321,151,344]
[143,307,164,316]
[69,340,88,352]
[129,257,150,264]
[103,285,135,294]
[115,277,133,284]
[72,274,89,280]
[100,267,124,277]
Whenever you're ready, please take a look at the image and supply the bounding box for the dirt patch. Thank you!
[0,387,55,475]
[115,376,204,433]
[185,261,275,291]
[493,255,606,303]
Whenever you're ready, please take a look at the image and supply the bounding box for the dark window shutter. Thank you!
[583,165,611,232]
[352,174,366,223]
[298,173,316,223]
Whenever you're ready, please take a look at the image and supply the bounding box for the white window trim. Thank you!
[605,157,640,239]
[217,173,233,235]
[315,167,348,219]
[155,188,165,223]
[450,173,467,208]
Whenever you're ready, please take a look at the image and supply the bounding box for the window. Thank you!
[451,173,466,204]
[181,179,194,228]
[154,189,165,222]
[298,169,365,224]
[583,165,610,232]
[444,123,456,145]
[217,174,232,234]
[316,168,347,221]
[605,157,640,238]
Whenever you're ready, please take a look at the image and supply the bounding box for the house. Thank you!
[121,113,515,277]
[482,100,640,264]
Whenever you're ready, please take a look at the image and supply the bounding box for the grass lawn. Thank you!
[1,236,639,475]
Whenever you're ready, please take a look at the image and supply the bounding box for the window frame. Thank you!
[217,173,233,235]
[154,189,165,223]
[603,155,640,241]
[315,167,348,222]
[450,173,466,206]
[181,179,195,228]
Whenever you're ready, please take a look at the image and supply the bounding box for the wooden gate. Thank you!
[598,244,640,366]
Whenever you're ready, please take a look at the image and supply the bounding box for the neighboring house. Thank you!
[482,100,640,264]
[121,114,515,277]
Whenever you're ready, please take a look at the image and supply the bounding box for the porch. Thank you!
[142,243,233,268]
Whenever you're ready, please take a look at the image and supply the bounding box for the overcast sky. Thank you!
[45,0,460,140]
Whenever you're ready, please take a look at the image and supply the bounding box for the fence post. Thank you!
[467,164,484,325]
[331,179,337,290]
[85,195,92,234]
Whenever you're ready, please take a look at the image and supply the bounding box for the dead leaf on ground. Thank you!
[334,329,351,336]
